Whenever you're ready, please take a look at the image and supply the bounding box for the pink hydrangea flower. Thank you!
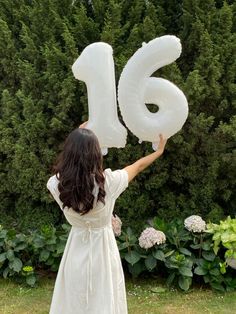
[139,227,166,249]
[112,214,122,236]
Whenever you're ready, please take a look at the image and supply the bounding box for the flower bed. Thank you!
[0,216,235,291]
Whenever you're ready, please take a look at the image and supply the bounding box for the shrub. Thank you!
[0,216,235,291]
[206,217,236,268]
[119,215,236,292]
[0,223,70,286]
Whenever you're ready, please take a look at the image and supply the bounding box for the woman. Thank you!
[47,125,167,314]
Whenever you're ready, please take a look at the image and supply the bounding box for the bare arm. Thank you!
[124,134,167,182]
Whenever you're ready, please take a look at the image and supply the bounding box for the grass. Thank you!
[0,276,236,314]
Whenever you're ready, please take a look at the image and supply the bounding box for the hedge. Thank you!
[0,0,235,231]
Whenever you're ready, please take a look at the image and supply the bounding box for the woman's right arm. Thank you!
[123,134,167,182]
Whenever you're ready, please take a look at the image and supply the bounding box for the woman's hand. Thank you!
[157,134,167,155]
[79,121,88,128]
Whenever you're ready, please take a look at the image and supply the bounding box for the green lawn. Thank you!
[0,276,236,314]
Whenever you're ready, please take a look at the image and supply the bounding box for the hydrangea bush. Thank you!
[121,215,236,291]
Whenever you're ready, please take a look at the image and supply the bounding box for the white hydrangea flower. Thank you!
[226,258,236,270]
[184,215,206,233]
[139,227,166,249]
[112,214,122,237]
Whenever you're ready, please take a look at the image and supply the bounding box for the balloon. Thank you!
[72,42,127,154]
[117,35,188,149]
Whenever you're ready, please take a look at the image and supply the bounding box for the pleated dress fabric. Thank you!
[47,168,129,314]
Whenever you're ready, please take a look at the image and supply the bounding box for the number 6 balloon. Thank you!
[118,35,188,150]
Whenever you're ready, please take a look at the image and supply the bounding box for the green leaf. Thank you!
[202,242,211,251]
[0,230,7,238]
[219,262,227,274]
[145,255,157,271]
[56,242,66,254]
[6,249,14,261]
[153,250,165,261]
[186,259,194,268]
[62,224,71,232]
[45,257,55,266]
[194,266,208,276]
[150,287,166,293]
[196,258,208,268]
[190,244,201,249]
[14,243,28,252]
[118,242,129,250]
[153,217,167,232]
[166,272,175,286]
[179,266,193,277]
[128,261,145,278]
[126,227,133,238]
[26,275,36,287]
[9,257,23,272]
[213,240,220,254]
[178,276,191,291]
[51,263,59,272]
[209,268,220,276]
[7,229,16,238]
[125,251,141,266]
[164,250,175,258]
[129,235,137,244]
[46,238,57,245]
[33,237,44,248]
[3,267,9,278]
[202,251,216,261]
[16,234,26,242]
[210,282,225,292]
[0,252,6,263]
[203,275,210,283]
[179,248,192,256]
[39,249,50,262]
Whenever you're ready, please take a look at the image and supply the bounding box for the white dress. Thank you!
[47,168,129,314]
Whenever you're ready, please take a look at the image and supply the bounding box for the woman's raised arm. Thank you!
[123,134,167,182]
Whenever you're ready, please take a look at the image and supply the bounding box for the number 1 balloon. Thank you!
[72,42,127,155]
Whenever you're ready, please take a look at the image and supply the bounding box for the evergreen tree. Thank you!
[0,0,235,231]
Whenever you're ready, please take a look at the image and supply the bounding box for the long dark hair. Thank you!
[53,128,106,215]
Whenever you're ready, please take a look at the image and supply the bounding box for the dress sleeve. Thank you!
[105,168,129,199]
[46,175,63,210]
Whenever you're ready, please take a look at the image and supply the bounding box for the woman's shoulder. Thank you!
[103,168,128,198]
[104,168,127,178]
[47,174,59,191]
[103,168,120,183]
